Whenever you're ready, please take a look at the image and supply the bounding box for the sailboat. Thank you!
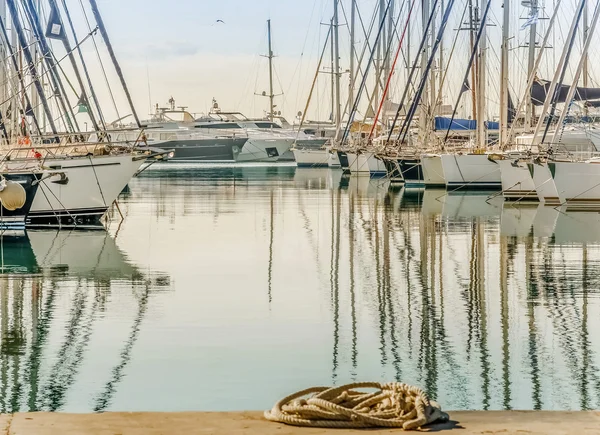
[0,0,169,227]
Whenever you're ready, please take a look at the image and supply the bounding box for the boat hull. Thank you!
[421,155,446,187]
[8,154,145,228]
[235,138,293,162]
[440,154,501,189]
[292,148,329,167]
[530,161,561,205]
[549,161,600,208]
[0,173,39,231]
[163,137,246,162]
[398,158,424,186]
[497,159,538,202]
[348,152,386,176]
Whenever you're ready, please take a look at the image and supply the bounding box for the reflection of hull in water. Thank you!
[442,192,503,219]
[0,234,38,274]
[440,154,501,189]
[421,189,445,216]
[137,162,297,183]
[497,159,538,202]
[347,175,390,199]
[28,230,140,280]
[500,203,538,237]
[531,204,560,238]
[553,210,600,244]
[293,167,342,189]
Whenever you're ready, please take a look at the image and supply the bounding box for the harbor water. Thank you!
[0,163,599,413]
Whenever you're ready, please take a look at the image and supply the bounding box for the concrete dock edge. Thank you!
[1,411,599,434]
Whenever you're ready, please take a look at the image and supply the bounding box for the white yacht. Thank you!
[3,140,163,227]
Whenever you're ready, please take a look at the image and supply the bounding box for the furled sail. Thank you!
[531,79,600,106]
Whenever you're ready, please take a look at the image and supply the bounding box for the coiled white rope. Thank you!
[265,382,449,430]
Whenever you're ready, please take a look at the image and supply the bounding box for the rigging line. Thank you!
[22,0,80,133]
[0,3,43,136]
[47,0,100,131]
[423,0,470,143]
[0,28,99,112]
[353,0,387,106]
[61,0,107,130]
[369,0,416,140]
[386,0,439,143]
[444,0,492,144]
[541,0,586,145]
[339,0,379,124]
[341,0,393,144]
[87,155,107,207]
[295,25,332,140]
[77,0,120,122]
[88,0,143,128]
[398,0,456,144]
[357,1,406,130]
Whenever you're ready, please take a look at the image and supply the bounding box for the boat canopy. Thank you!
[531,79,600,106]
[434,117,499,131]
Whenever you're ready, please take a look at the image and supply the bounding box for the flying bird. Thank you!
[216,19,225,24]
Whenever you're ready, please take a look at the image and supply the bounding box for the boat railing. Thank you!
[0,138,147,164]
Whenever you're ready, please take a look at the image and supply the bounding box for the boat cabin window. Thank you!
[195,123,242,129]
[254,122,281,129]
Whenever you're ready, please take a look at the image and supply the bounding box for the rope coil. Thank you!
[265,382,449,430]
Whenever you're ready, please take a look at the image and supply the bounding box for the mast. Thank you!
[475,0,486,149]
[384,0,393,89]
[419,0,430,139]
[333,0,341,131]
[430,0,437,119]
[468,0,477,121]
[330,18,335,123]
[583,1,589,116]
[267,19,275,121]
[438,0,444,114]
[375,0,385,111]
[349,0,356,109]
[525,0,538,127]
[499,0,510,146]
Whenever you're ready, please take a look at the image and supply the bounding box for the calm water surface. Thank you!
[1,163,599,412]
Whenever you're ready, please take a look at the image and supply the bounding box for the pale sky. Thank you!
[30,0,598,128]
[94,0,339,123]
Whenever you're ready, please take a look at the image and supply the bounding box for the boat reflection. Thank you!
[0,229,170,413]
